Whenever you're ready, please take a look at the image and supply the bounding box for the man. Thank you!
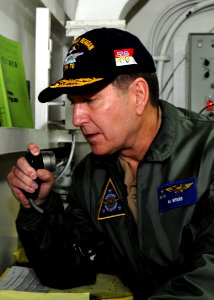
[7,28,214,299]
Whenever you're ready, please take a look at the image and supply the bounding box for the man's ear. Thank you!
[134,78,149,115]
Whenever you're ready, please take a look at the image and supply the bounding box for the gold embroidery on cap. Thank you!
[73,37,95,50]
[50,77,103,88]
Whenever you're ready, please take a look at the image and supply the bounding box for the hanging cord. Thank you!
[29,198,44,214]
[55,131,76,181]
[26,131,76,213]
[160,56,186,96]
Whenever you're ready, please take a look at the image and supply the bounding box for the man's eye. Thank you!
[85,98,95,103]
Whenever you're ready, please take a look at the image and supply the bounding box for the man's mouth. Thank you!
[84,133,100,143]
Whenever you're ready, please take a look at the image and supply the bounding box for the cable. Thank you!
[160,56,186,96]
[55,131,76,181]
[150,1,198,54]
[160,22,214,100]
[199,103,214,114]
[155,0,214,95]
[29,198,44,214]
[26,133,76,213]
[165,86,174,102]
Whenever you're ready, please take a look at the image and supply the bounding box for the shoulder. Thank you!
[160,99,214,125]
[160,100,214,138]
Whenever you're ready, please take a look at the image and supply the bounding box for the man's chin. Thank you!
[90,146,115,156]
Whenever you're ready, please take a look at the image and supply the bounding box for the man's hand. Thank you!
[7,143,55,208]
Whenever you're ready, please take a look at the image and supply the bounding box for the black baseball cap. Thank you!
[38,27,156,103]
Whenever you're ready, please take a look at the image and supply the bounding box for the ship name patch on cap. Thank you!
[158,177,198,212]
[114,48,137,66]
[97,178,125,220]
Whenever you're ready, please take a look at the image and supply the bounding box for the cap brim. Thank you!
[38,76,115,103]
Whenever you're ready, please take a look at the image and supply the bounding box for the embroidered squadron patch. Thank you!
[63,37,95,71]
[97,178,126,220]
[114,48,137,66]
[64,45,84,67]
[158,177,198,212]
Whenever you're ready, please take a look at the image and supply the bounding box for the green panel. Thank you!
[0,35,34,128]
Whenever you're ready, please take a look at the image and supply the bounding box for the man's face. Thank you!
[69,83,140,156]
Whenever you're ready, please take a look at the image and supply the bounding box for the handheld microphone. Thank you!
[24,151,56,213]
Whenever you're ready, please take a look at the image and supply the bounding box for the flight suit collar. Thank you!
[144,100,177,162]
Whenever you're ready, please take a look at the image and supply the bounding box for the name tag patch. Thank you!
[97,178,125,220]
[158,177,198,212]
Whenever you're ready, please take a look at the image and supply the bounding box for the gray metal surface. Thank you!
[0,128,80,155]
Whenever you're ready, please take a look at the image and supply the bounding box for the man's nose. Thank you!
[72,103,88,127]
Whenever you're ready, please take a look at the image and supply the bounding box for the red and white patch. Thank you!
[114,48,137,66]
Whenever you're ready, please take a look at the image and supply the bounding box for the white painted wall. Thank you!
[126,0,214,108]
[74,0,139,20]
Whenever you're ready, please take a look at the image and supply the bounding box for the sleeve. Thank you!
[148,186,214,299]
[16,191,97,289]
